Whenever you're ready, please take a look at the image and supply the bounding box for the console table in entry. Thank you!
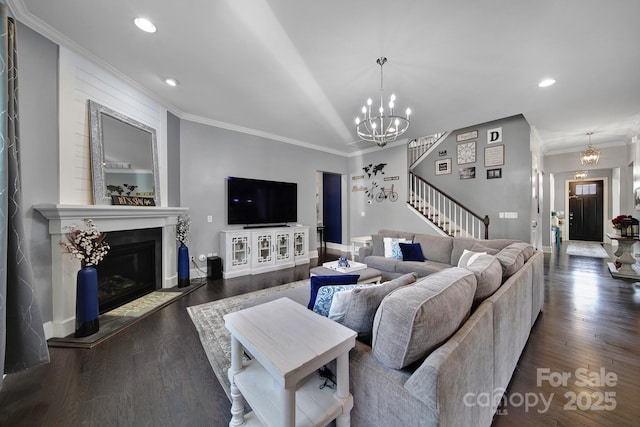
[224,297,356,427]
[606,233,640,279]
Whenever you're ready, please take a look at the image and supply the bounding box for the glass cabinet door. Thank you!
[231,235,249,267]
[276,232,290,261]
[256,234,273,264]
[294,231,305,256]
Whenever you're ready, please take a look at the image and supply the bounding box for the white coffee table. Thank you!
[224,297,356,427]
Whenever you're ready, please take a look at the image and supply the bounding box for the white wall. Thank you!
[57,47,168,205]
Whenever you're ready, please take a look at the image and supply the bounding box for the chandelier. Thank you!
[573,170,588,180]
[355,57,411,147]
[580,132,600,165]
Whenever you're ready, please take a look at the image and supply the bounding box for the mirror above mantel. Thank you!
[89,100,161,206]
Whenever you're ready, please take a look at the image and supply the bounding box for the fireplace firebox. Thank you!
[97,228,162,313]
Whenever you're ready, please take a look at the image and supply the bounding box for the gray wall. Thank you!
[179,120,349,265]
[348,144,437,238]
[412,115,532,242]
[18,21,59,321]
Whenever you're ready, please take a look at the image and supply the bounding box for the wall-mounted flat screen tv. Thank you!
[227,177,297,225]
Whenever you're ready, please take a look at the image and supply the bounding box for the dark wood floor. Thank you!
[1,244,639,426]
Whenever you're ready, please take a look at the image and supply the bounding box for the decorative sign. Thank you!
[363,163,387,178]
[456,130,478,142]
[111,195,155,206]
[487,168,502,179]
[384,176,400,181]
[435,158,452,175]
[438,149,447,157]
[484,144,505,167]
[487,127,502,144]
[352,185,367,192]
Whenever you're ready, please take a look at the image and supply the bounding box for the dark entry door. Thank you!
[568,180,603,241]
[322,173,342,244]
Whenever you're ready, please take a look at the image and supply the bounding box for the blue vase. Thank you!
[75,265,100,337]
[178,243,190,288]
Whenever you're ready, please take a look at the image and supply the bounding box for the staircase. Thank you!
[408,132,447,165]
[407,132,490,239]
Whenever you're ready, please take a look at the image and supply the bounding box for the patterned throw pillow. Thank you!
[313,283,371,317]
[383,237,412,259]
[307,274,360,309]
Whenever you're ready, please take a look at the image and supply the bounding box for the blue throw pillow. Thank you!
[399,242,425,262]
[308,274,360,309]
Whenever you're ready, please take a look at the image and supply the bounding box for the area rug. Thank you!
[187,279,310,401]
[48,279,207,348]
[566,241,610,258]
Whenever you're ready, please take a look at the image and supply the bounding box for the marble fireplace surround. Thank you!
[35,204,188,339]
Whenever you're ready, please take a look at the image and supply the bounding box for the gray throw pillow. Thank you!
[342,273,417,336]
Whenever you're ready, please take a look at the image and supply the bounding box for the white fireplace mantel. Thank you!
[35,204,189,338]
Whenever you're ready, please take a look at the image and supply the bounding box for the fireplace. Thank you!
[97,227,162,312]
[35,204,188,338]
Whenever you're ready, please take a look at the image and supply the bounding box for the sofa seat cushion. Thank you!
[364,255,401,272]
[342,273,417,336]
[461,254,503,306]
[394,260,450,277]
[371,267,477,369]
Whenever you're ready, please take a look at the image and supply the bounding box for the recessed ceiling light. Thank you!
[164,78,179,87]
[538,78,556,88]
[134,17,156,33]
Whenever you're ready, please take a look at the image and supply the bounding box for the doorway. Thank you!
[568,180,604,241]
[322,172,342,244]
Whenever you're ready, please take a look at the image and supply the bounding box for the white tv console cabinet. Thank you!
[220,226,309,278]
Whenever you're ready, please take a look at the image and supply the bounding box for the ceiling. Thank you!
[9,0,640,156]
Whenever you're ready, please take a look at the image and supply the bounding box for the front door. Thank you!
[568,180,603,241]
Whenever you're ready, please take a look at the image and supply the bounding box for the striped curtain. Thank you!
[0,4,49,390]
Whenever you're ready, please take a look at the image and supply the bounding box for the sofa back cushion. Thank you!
[451,237,517,266]
[412,233,453,264]
[342,273,417,336]
[371,267,476,369]
[462,254,503,306]
[496,242,534,279]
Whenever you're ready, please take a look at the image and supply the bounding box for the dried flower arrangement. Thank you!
[176,214,191,245]
[60,219,110,267]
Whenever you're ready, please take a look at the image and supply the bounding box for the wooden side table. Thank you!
[224,297,356,427]
[606,233,640,279]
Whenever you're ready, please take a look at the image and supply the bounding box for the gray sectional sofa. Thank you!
[345,229,544,426]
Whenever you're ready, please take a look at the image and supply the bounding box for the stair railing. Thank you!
[408,132,447,167]
[409,171,490,239]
